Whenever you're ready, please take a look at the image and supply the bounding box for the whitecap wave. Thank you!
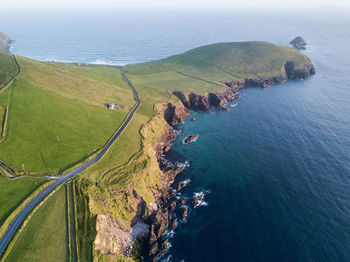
[193,191,210,207]
[42,58,73,63]
[88,59,126,66]
[176,161,190,169]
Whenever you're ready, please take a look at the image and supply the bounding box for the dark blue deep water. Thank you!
[1,10,349,262]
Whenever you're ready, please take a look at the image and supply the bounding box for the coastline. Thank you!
[145,60,316,260]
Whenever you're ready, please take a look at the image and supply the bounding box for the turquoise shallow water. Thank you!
[1,10,350,262]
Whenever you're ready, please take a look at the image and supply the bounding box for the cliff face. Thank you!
[174,61,315,112]
[91,102,189,260]
[284,62,315,79]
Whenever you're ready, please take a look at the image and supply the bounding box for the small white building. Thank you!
[108,103,119,110]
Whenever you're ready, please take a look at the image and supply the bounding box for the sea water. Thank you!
[1,10,350,262]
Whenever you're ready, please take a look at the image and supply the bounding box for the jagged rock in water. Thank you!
[193,193,204,208]
[290,36,307,50]
[181,206,189,221]
[177,179,190,191]
[183,135,199,144]
[171,218,178,231]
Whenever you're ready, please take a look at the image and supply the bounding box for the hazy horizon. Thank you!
[1,0,350,12]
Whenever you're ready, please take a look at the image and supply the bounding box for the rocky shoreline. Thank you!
[172,61,315,113]
[144,60,316,261]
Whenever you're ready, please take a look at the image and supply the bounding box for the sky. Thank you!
[2,0,350,11]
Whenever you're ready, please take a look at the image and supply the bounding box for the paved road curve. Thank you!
[0,66,140,258]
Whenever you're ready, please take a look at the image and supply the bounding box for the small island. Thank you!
[290,36,307,50]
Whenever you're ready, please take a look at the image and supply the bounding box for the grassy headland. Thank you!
[0,41,314,261]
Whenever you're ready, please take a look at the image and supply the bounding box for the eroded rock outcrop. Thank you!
[94,215,134,256]
[173,61,315,113]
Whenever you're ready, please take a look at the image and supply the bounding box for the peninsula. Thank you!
[0,41,315,262]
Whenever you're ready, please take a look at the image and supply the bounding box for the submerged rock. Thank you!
[171,218,178,231]
[176,179,191,192]
[181,206,189,221]
[178,198,187,206]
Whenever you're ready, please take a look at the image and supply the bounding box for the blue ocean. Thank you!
[1,10,350,262]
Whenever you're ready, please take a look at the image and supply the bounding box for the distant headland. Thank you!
[0,32,12,53]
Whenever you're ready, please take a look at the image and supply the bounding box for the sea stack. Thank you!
[290,36,307,50]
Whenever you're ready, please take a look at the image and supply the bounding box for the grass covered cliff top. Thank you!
[125,41,312,118]
[127,41,311,84]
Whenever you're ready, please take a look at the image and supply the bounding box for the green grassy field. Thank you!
[0,176,47,225]
[4,186,68,262]
[0,53,17,87]
[0,56,135,174]
[18,58,134,109]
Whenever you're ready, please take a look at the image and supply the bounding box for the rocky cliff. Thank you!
[91,102,191,261]
[173,61,315,112]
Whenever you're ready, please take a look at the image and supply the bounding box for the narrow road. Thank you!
[0,66,140,259]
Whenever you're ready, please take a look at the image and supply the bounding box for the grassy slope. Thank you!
[0,56,135,174]
[5,187,68,262]
[127,41,311,96]
[0,52,17,87]
[0,176,47,225]
[19,58,135,109]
